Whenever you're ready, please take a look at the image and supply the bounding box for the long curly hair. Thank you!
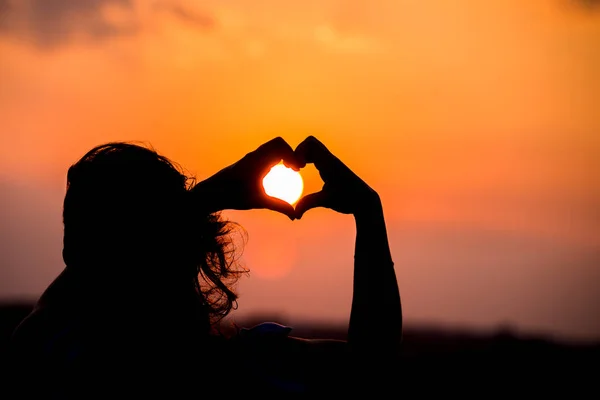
[62,142,247,326]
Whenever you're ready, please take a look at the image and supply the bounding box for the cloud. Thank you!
[0,0,216,50]
[561,0,600,12]
[152,1,215,30]
[0,0,137,49]
[576,0,600,8]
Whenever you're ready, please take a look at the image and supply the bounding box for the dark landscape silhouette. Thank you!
[2,301,599,396]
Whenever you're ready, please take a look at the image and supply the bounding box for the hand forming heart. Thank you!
[194,136,380,220]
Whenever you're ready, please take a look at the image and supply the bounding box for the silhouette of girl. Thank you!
[8,136,401,397]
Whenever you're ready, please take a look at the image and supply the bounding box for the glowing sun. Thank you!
[262,163,304,205]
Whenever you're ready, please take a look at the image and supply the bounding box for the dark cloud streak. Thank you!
[561,0,600,12]
[0,0,137,49]
[0,0,216,50]
[153,1,215,30]
[578,0,600,8]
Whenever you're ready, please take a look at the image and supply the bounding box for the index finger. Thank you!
[294,135,339,171]
[255,137,301,172]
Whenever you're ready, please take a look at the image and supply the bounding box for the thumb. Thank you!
[264,196,297,220]
[294,191,329,219]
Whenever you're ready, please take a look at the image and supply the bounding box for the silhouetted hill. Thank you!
[2,302,599,395]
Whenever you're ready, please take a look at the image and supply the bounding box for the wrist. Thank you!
[353,191,383,222]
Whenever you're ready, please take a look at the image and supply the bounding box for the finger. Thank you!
[294,191,329,219]
[294,135,338,172]
[263,196,296,220]
[256,137,301,172]
[282,159,299,172]
[295,136,349,185]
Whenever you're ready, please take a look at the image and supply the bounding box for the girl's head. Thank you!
[62,142,246,325]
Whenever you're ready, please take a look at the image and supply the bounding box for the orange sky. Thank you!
[1,0,599,342]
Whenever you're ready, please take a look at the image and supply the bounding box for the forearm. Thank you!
[189,175,230,214]
[348,196,402,356]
